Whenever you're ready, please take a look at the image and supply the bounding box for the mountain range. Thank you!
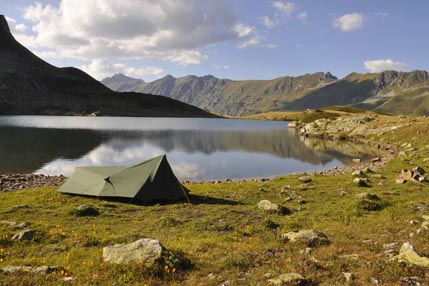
[0,15,214,117]
[102,70,429,117]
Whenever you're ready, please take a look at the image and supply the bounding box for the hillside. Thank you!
[0,15,215,117]
[103,70,429,117]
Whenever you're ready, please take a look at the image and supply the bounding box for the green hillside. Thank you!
[103,70,429,116]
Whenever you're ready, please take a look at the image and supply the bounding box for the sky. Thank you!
[1,0,428,82]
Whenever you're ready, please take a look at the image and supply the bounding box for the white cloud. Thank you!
[273,1,296,17]
[265,43,278,49]
[261,16,276,28]
[213,65,230,70]
[364,59,409,73]
[234,23,254,38]
[80,59,165,80]
[297,11,308,21]
[333,13,364,31]
[238,35,261,49]
[19,0,246,65]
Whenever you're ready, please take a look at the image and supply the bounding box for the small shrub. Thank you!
[162,249,193,273]
[263,219,280,230]
[159,217,182,227]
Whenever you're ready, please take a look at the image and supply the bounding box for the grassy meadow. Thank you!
[1,112,429,285]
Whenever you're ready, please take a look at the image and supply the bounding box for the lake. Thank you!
[0,116,381,180]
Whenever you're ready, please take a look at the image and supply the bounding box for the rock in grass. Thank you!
[299,176,312,183]
[11,229,38,241]
[353,177,369,187]
[392,242,429,267]
[74,205,99,216]
[268,273,310,285]
[0,265,63,275]
[282,229,331,247]
[14,222,30,230]
[258,200,290,215]
[103,238,163,266]
[352,170,366,177]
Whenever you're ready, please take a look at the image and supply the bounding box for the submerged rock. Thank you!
[103,238,164,266]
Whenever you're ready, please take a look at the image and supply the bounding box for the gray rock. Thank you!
[75,205,99,216]
[103,238,164,266]
[268,273,309,285]
[11,204,29,210]
[11,229,38,241]
[400,277,423,286]
[299,176,312,183]
[0,265,62,275]
[392,242,429,267]
[353,178,369,187]
[282,229,331,247]
[356,193,379,200]
[258,200,290,215]
[14,222,30,230]
[352,170,366,177]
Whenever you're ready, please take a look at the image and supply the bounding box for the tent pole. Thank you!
[179,183,191,204]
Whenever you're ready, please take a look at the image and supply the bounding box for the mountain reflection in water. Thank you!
[0,117,381,180]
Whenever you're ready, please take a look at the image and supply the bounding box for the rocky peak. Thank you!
[323,72,337,80]
[0,15,11,35]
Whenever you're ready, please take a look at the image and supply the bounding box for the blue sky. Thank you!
[1,0,428,81]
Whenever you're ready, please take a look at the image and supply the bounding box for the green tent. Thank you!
[58,155,189,201]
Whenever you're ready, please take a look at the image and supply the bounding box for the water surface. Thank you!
[0,116,380,180]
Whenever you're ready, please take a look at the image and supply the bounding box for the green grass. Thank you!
[2,115,429,285]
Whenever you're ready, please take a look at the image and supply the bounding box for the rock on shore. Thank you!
[0,174,66,192]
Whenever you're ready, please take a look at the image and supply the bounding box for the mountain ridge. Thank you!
[0,15,215,117]
[102,70,429,116]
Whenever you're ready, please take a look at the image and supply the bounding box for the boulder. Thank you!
[392,242,429,267]
[103,238,163,266]
[282,229,331,247]
[258,200,290,215]
[268,273,310,285]
[11,229,38,241]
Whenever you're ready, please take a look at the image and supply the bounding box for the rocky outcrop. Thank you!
[103,238,164,266]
